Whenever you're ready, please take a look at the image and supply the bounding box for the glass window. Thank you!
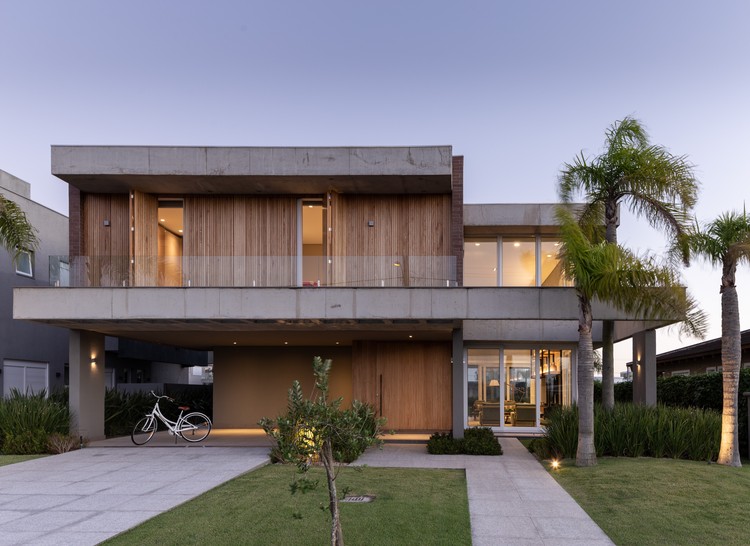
[540,238,571,286]
[15,249,33,278]
[467,348,500,427]
[502,238,535,286]
[464,239,497,286]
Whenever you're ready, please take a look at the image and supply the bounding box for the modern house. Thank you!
[0,170,69,396]
[654,329,750,377]
[13,146,673,439]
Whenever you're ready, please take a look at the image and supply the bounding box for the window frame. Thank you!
[15,248,34,278]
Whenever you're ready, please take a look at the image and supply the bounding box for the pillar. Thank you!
[632,329,656,406]
[69,330,106,440]
[452,328,465,438]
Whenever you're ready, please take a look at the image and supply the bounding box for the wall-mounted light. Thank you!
[393,262,401,267]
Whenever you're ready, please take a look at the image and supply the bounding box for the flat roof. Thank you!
[52,145,454,195]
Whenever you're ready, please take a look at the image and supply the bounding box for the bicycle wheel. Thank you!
[178,412,212,442]
[131,416,157,445]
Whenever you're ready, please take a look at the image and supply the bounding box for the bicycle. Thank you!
[131,391,212,445]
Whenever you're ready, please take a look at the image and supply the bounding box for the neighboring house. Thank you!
[654,329,750,377]
[13,146,675,439]
[0,170,68,396]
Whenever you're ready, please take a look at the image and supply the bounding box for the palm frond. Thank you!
[0,195,39,260]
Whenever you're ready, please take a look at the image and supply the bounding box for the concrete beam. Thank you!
[51,146,453,195]
[15,287,673,325]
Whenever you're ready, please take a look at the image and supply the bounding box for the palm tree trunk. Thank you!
[718,278,742,467]
[601,200,619,410]
[576,293,597,467]
[321,439,345,545]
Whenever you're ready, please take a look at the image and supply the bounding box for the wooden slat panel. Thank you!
[330,194,451,286]
[133,191,158,286]
[183,195,297,286]
[352,340,451,431]
[81,194,129,287]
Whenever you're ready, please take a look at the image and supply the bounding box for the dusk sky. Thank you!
[2,1,749,370]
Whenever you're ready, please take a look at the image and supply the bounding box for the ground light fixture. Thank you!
[551,459,560,470]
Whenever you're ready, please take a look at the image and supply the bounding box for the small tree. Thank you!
[260,357,384,546]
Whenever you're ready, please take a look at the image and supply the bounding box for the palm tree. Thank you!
[686,210,750,467]
[0,194,38,259]
[559,116,698,410]
[557,208,706,467]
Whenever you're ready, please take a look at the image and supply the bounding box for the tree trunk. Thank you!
[576,293,597,467]
[321,439,345,545]
[600,199,618,410]
[717,271,742,467]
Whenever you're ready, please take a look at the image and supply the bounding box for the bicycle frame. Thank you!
[144,397,185,435]
[132,391,212,445]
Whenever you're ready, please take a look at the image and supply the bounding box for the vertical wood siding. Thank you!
[133,191,158,286]
[183,196,297,286]
[81,193,129,286]
[352,340,452,431]
[330,194,451,286]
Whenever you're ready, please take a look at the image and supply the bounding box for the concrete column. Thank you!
[632,330,656,406]
[452,328,465,438]
[69,330,106,440]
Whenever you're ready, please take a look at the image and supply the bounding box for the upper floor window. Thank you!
[15,249,33,278]
[464,236,571,287]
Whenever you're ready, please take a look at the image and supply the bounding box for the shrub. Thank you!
[0,390,70,454]
[427,428,502,456]
[104,389,157,438]
[332,400,381,463]
[427,432,463,454]
[542,403,721,462]
[616,369,750,455]
[462,427,502,455]
[47,433,83,454]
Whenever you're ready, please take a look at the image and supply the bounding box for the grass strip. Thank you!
[105,465,471,546]
[0,454,46,467]
[549,457,750,546]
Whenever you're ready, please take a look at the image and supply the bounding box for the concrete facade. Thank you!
[13,146,669,438]
[0,170,69,395]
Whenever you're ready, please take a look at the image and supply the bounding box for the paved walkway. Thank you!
[0,447,268,546]
[0,436,612,545]
[355,438,613,546]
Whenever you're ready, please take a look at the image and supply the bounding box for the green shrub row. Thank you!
[0,390,71,454]
[427,428,502,456]
[533,403,721,461]
[597,369,750,454]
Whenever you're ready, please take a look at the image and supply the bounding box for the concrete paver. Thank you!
[0,446,268,546]
[0,435,611,546]
[355,437,613,546]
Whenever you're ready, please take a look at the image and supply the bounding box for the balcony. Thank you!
[49,255,458,289]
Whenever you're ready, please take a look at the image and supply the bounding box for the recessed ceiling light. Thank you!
[335,341,340,345]
[546,254,552,258]
[178,229,183,233]
[554,242,559,247]
[474,242,481,246]
[284,341,288,345]
[513,242,521,247]
[308,205,313,208]
[408,335,413,339]
[233,341,237,345]
[160,218,165,222]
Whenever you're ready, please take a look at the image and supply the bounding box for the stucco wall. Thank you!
[212,346,352,428]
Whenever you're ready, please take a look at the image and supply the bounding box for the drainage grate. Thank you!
[341,495,375,503]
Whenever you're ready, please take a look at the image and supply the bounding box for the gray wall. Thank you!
[0,170,69,394]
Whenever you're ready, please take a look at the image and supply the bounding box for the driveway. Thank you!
[0,446,268,546]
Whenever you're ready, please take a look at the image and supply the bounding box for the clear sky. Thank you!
[1,1,749,369]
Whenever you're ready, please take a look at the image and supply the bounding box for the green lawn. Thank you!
[549,457,750,546]
[105,465,471,546]
[0,454,47,467]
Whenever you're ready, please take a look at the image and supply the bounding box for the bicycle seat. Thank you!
[178,406,190,411]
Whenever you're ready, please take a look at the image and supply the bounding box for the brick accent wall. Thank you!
[451,156,464,286]
[69,185,82,257]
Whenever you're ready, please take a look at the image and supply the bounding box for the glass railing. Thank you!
[49,256,458,288]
